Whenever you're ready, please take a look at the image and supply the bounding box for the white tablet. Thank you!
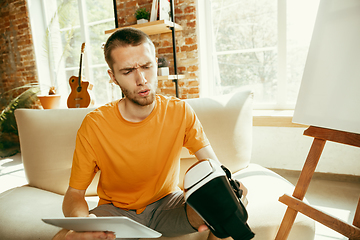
[42,216,162,238]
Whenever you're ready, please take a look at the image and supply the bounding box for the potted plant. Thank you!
[135,7,150,24]
[37,86,61,109]
[158,56,170,76]
[0,84,40,157]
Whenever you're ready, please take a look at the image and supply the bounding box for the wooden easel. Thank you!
[275,126,360,240]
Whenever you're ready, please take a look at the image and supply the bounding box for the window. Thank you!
[29,0,121,106]
[199,0,320,109]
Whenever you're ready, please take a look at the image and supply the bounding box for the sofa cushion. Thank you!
[0,186,63,240]
[0,185,99,240]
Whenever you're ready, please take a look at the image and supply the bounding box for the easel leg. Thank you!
[275,138,326,240]
[353,198,360,228]
[350,198,360,240]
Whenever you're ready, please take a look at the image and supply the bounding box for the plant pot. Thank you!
[158,67,169,76]
[38,95,61,109]
[137,19,148,24]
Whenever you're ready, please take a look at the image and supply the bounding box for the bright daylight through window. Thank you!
[206,0,320,109]
[36,0,120,106]
[36,0,319,108]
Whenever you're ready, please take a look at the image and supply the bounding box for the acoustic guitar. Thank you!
[67,43,91,108]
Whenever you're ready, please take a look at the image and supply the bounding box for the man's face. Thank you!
[108,42,158,106]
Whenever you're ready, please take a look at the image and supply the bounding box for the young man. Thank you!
[53,28,247,240]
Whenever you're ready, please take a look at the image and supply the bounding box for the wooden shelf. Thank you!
[157,75,185,80]
[105,20,183,35]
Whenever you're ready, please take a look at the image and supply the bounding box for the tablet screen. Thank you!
[42,216,161,238]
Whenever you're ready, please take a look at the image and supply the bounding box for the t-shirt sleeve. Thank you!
[183,102,210,155]
[69,117,98,190]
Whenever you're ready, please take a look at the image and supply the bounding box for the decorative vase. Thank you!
[158,67,170,76]
[38,95,61,109]
[137,19,148,24]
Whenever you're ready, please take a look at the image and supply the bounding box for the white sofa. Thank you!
[0,90,315,240]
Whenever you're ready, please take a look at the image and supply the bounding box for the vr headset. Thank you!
[184,159,255,240]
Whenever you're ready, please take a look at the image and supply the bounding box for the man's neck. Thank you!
[118,98,156,123]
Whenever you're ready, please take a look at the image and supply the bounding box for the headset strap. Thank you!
[221,165,243,199]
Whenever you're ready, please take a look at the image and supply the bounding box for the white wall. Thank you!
[251,126,360,176]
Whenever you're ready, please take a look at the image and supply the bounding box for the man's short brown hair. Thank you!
[104,28,155,71]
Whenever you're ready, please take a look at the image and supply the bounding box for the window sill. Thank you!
[253,110,308,128]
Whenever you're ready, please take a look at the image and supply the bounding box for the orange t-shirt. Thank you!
[69,95,209,213]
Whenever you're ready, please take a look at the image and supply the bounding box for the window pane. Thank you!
[217,50,277,102]
[85,0,114,23]
[60,28,82,68]
[56,0,80,29]
[88,21,114,65]
[212,0,277,51]
[211,0,277,103]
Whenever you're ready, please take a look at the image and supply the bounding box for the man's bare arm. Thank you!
[194,145,219,162]
[62,186,89,217]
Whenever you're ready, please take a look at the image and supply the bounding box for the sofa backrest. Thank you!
[15,108,98,195]
[15,90,253,195]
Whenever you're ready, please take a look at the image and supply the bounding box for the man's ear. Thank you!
[107,69,114,79]
[108,69,119,86]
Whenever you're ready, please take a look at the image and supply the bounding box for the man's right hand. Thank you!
[53,187,117,240]
[64,230,116,240]
[65,214,116,240]
[52,214,116,240]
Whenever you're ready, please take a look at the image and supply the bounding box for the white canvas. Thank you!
[293,0,360,134]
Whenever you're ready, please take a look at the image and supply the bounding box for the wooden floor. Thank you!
[272,168,360,240]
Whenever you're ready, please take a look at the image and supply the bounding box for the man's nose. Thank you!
[135,69,148,85]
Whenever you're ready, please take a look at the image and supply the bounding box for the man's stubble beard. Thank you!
[119,82,158,107]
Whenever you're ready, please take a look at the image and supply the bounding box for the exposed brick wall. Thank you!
[0,0,38,103]
[114,0,199,99]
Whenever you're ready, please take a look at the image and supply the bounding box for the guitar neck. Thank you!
[78,43,86,88]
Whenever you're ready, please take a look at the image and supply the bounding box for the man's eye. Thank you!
[123,70,132,75]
